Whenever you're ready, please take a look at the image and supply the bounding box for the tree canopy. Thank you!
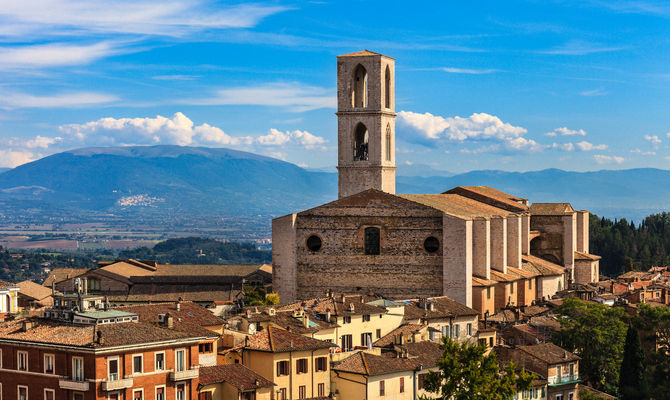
[618,325,648,400]
[120,237,270,264]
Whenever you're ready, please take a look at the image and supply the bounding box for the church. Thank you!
[272,51,600,316]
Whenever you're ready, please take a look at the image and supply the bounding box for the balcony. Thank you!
[101,378,134,391]
[549,373,579,386]
[170,368,199,381]
[59,379,90,391]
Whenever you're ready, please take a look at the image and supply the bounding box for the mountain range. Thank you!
[0,145,668,221]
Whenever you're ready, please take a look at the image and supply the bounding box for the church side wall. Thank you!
[272,214,298,304]
[443,216,472,306]
[294,205,444,300]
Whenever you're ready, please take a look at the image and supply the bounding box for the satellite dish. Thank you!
[249,323,256,333]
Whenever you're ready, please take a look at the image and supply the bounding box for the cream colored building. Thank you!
[243,326,335,399]
[198,364,275,400]
[272,50,600,317]
[0,280,19,314]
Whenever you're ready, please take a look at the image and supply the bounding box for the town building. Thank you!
[0,279,19,315]
[272,51,600,316]
[198,363,275,400]
[16,279,54,310]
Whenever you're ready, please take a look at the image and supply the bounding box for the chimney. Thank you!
[166,313,174,329]
[340,294,346,303]
[21,320,34,332]
[83,278,88,295]
[349,303,355,312]
[96,330,104,345]
[428,302,435,312]
[176,301,181,312]
[326,308,331,322]
[303,314,310,328]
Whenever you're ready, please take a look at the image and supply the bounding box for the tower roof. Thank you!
[338,50,393,59]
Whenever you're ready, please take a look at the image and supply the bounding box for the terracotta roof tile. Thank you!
[0,279,18,289]
[338,50,386,57]
[522,255,566,276]
[529,203,575,215]
[443,186,528,212]
[574,251,601,261]
[333,352,420,375]
[398,193,512,219]
[42,268,89,286]
[518,343,580,364]
[116,301,223,335]
[245,326,335,353]
[401,296,479,320]
[16,280,53,303]
[472,276,498,286]
[373,324,425,347]
[394,340,442,368]
[199,364,274,389]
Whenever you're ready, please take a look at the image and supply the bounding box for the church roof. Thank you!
[529,202,575,215]
[398,193,512,219]
[444,186,528,212]
[522,255,566,276]
[574,251,601,261]
[338,50,390,58]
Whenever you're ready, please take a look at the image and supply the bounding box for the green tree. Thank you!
[618,326,647,400]
[421,337,534,400]
[632,304,670,400]
[552,297,627,395]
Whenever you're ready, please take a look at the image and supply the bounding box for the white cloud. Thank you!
[0,150,36,168]
[551,142,575,151]
[59,112,242,146]
[185,83,336,112]
[576,141,608,151]
[442,67,497,74]
[645,134,662,147]
[0,1,287,38]
[258,128,326,149]
[23,136,62,149]
[545,127,587,136]
[540,40,625,55]
[580,88,608,97]
[631,149,656,156]
[0,90,117,109]
[0,42,120,70]
[594,154,624,164]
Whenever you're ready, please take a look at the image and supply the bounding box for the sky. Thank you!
[2,1,670,173]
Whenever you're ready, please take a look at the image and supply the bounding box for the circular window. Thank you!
[306,235,322,252]
[424,236,440,253]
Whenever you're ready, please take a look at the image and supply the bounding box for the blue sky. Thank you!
[2,1,670,173]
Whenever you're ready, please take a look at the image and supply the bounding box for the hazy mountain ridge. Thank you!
[0,145,667,221]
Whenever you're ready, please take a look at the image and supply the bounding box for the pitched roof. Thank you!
[245,326,335,353]
[277,295,387,317]
[117,284,241,303]
[402,296,479,320]
[443,186,528,212]
[338,50,386,57]
[241,308,339,334]
[490,269,523,283]
[574,251,601,261]
[522,255,566,276]
[393,340,443,368]
[472,276,498,287]
[16,280,53,301]
[333,351,420,376]
[373,324,425,347]
[116,301,223,334]
[0,279,18,289]
[42,268,89,286]
[0,317,212,348]
[398,193,512,219]
[507,266,539,279]
[517,343,580,364]
[199,364,274,389]
[529,203,575,215]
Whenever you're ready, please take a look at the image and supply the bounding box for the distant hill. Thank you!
[0,145,668,221]
[0,168,9,175]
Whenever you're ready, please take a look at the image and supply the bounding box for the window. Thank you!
[364,227,380,255]
[17,351,28,371]
[384,65,391,109]
[108,357,119,381]
[352,64,368,108]
[199,343,213,353]
[155,352,165,371]
[342,316,351,324]
[385,124,392,161]
[379,380,385,396]
[133,389,143,400]
[318,383,325,397]
[442,325,450,338]
[199,393,212,400]
[315,357,328,372]
[278,388,287,400]
[454,324,461,338]
[133,354,143,374]
[362,314,370,322]
[487,287,491,300]
[361,332,372,347]
[489,337,494,347]
[568,393,574,400]
[87,278,101,293]
[73,357,84,381]
[467,323,472,336]
[109,393,119,400]
[44,389,55,400]
[306,235,322,252]
[276,360,290,376]
[296,358,308,374]
[175,349,186,372]
[400,377,405,393]
[18,386,27,400]
[155,386,165,400]
[376,329,381,339]
[73,393,85,400]
[44,354,54,374]
[298,385,306,399]
[353,123,369,161]
[556,395,563,400]
[176,384,185,400]
[424,236,440,253]
[569,363,574,377]
[341,334,353,351]
[556,365,562,383]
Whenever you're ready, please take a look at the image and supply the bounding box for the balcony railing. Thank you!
[549,373,579,385]
[59,379,90,391]
[101,378,134,391]
[170,368,199,381]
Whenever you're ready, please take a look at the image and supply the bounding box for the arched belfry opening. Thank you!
[352,64,368,108]
[384,65,391,109]
[385,123,392,161]
[354,122,369,161]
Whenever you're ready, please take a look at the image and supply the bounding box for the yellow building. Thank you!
[402,297,479,344]
[331,351,421,400]
[243,326,335,399]
[0,280,19,315]
[198,364,275,400]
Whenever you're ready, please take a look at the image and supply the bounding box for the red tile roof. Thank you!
[574,251,601,261]
[373,324,425,347]
[518,343,580,364]
[245,326,335,353]
[199,364,274,389]
[522,255,566,277]
[333,351,420,376]
[443,186,528,212]
[402,296,479,320]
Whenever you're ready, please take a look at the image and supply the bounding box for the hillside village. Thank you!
[0,51,669,400]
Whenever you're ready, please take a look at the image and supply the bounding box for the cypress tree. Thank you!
[618,325,648,400]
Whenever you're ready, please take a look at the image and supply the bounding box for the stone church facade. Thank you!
[273,51,600,315]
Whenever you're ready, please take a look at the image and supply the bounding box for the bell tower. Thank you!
[336,50,396,199]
